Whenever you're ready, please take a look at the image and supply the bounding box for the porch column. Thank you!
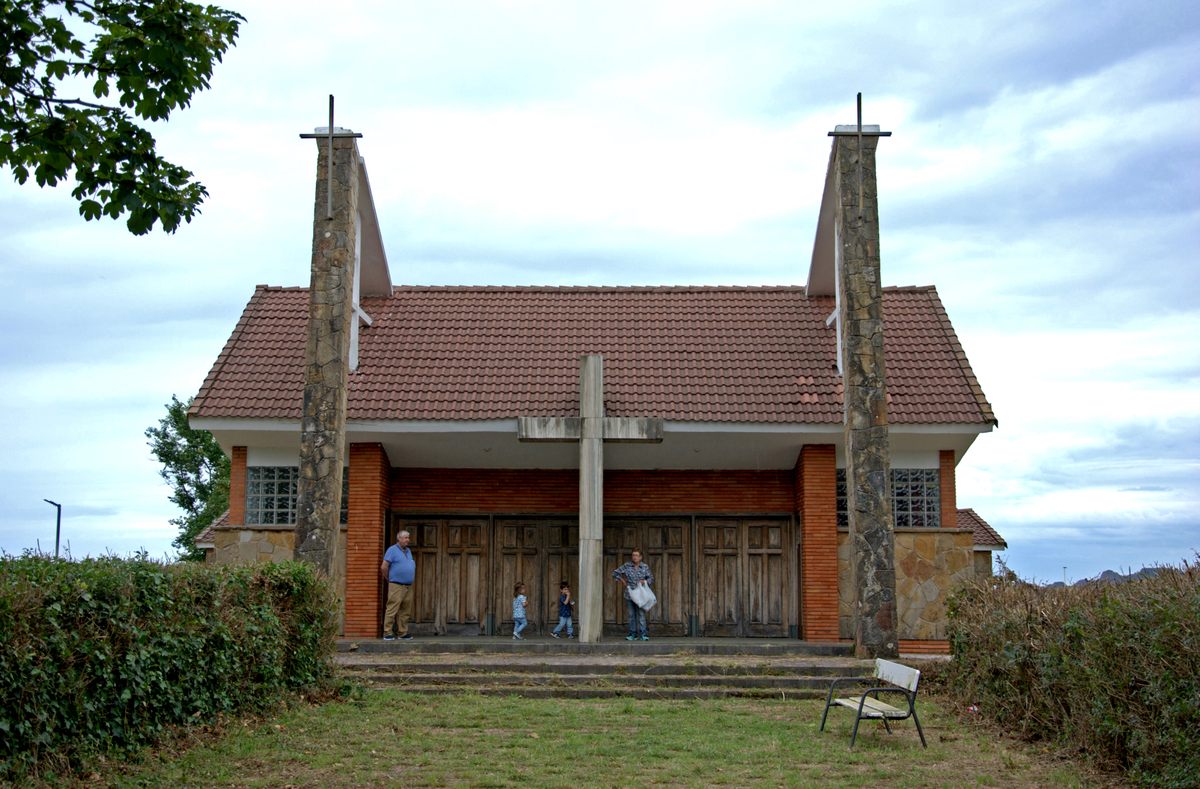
[578,355,604,643]
[345,443,390,638]
[798,444,840,641]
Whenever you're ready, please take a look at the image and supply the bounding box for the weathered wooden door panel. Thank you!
[602,522,641,634]
[603,519,689,636]
[494,519,544,634]
[744,519,787,636]
[696,517,790,637]
[442,519,488,634]
[643,521,687,635]
[542,521,579,631]
[405,518,442,630]
[699,520,741,636]
[392,516,489,635]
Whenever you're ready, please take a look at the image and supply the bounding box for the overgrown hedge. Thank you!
[0,555,338,780]
[942,560,1200,787]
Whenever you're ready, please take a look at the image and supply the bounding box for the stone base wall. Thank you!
[838,528,974,640]
[207,527,348,632]
[974,550,994,577]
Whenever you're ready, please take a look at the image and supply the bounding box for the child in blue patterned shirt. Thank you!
[512,582,529,640]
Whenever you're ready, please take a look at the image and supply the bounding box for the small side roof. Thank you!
[193,509,230,549]
[957,508,1007,549]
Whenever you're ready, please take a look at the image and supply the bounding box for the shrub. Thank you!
[0,555,337,781]
[942,559,1200,787]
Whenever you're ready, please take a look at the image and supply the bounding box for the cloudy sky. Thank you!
[1,0,1196,583]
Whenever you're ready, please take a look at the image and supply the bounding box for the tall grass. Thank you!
[941,558,1200,787]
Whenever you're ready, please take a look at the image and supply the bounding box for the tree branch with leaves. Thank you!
[0,0,244,234]
[146,394,229,561]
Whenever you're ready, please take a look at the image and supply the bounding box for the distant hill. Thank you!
[1045,567,1167,588]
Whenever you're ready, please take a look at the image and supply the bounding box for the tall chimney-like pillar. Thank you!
[294,124,363,577]
[832,119,899,659]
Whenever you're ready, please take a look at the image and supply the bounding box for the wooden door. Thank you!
[743,519,787,636]
[603,518,689,636]
[543,520,579,631]
[442,519,489,635]
[696,517,789,637]
[494,518,544,635]
[391,516,489,635]
[698,519,741,636]
[403,517,441,632]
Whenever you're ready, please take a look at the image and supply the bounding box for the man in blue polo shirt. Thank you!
[380,530,417,640]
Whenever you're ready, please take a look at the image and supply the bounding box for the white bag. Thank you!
[629,582,657,612]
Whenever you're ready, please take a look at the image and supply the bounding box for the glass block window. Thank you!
[245,467,349,525]
[835,468,940,529]
[892,468,941,529]
[836,470,849,529]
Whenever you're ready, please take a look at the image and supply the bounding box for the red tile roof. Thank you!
[191,285,996,425]
[193,509,230,546]
[957,508,1007,548]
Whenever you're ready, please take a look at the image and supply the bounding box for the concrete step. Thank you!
[348,671,837,690]
[338,636,854,657]
[353,684,832,700]
[335,646,875,700]
[339,659,858,678]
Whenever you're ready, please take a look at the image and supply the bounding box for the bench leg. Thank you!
[882,717,892,734]
[911,707,928,748]
[849,714,864,749]
[819,701,832,732]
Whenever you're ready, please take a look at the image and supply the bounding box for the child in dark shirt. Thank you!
[550,580,574,639]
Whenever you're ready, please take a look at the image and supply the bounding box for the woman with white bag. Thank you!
[612,549,655,641]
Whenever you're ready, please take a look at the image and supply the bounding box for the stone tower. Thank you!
[293,124,363,577]
[831,121,900,659]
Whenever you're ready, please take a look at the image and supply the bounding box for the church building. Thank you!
[190,117,1002,652]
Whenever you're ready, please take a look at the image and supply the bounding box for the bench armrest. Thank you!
[855,685,917,712]
[823,675,873,707]
[861,686,915,700]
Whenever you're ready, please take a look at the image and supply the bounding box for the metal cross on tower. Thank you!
[298,95,363,220]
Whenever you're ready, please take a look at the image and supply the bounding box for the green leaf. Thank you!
[79,199,102,220]
[1,0,244,235]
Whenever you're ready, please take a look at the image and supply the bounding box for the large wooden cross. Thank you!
[518,354,662,642]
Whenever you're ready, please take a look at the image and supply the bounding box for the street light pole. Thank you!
[43,499,62,558]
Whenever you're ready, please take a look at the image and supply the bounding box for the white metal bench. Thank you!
[819,658,928,748]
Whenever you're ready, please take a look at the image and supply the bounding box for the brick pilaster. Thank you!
[345,443,390,638]
[939,450,957,529]
[228,446,247,525]
[798,444,839,641]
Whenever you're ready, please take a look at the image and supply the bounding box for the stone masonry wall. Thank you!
[974,551,994,577]
[209,527,348,632]
[838,528,973,640]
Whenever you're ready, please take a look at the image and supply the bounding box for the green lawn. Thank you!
[82,690,1117,788]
